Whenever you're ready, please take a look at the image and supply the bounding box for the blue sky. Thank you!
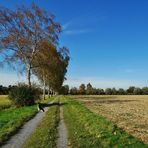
[0,0,148,88]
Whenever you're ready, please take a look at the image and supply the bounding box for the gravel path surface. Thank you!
[57,107,68,148]
[2,100,55,148]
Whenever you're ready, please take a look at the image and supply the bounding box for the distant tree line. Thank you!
[60,83,148,95]
[1,83,148,95]
[0,85,17,95]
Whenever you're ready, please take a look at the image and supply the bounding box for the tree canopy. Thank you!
[0,3,62,86]
[0,3,69,93]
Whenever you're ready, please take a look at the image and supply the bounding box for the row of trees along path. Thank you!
[0,3,69,99]
[0,3,69,148]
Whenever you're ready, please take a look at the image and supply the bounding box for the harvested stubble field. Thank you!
[72,95,148,144]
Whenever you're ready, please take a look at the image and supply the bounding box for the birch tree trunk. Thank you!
[26,63,31,87]
[48,86,50,98]
[43,74,46,100]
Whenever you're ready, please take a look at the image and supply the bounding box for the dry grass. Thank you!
[0,95,11,110]
[72,95,148,144]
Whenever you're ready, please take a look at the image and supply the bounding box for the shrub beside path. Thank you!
[2,100,54,148]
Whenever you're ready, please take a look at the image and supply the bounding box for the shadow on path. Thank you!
[42,102,67,107]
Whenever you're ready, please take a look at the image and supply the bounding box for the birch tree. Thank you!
[0,3,61,87]
[32,41,69,98]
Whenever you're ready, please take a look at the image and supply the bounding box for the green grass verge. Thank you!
[0,96,54,145]
[0,106,37,145]
[23,103,60,148]
[62,96,148,148]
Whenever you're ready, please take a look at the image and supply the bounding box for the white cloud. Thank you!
[64,76,147,89]
[0,72,25,86]
[62,22,71,30]
[0,72,38,86]
[63,29,93,35]
[1,72,147,89]
[119,68,135,73]
[62,11,101,35]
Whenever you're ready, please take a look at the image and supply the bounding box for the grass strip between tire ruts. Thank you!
[23,99,60,148]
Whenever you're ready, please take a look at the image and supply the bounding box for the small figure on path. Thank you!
[37,103,45,112]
